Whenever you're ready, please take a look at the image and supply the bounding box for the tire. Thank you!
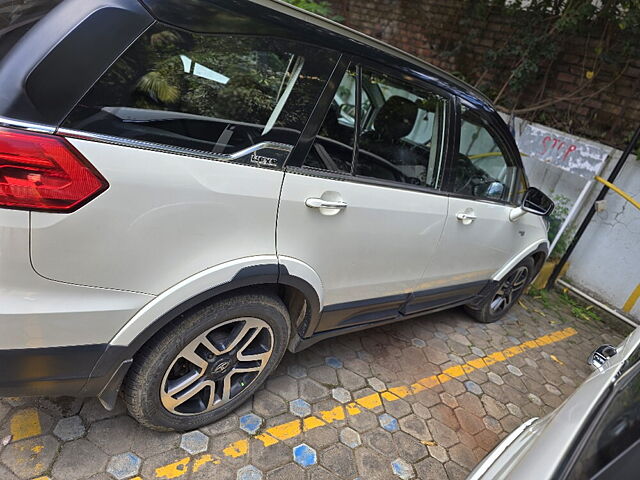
[124,292,290,431]
[465,257,535,324]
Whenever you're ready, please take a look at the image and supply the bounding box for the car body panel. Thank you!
[0,209,151,351]
[277,171,449,312]
[30,138,285,295]
[427,197,548,287]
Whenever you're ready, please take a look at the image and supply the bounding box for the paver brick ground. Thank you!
[0,291,630,479]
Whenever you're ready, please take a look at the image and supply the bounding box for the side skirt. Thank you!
[289,280,488,352]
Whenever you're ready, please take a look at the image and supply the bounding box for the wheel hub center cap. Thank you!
[208,357,234,378]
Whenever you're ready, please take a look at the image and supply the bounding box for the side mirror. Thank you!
[509,187,554,221]
[522,187,554,216]
[588,344,618,370]
[473,181,505,200]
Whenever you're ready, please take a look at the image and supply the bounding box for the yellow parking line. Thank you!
[150,326,577,479]
[10,408,42,441]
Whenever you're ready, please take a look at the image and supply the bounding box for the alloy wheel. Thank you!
[160,317,273,415]
[490,266,529,314]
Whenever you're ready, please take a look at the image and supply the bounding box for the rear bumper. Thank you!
[0,344,109,397]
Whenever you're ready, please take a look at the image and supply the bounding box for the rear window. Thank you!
[64,25,338,166]
[0,0,62,58]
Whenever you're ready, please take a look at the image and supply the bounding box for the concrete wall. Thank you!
[506,115,639,320]
[566,152,640,320]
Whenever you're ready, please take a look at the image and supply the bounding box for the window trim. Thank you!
[287,54,456,196]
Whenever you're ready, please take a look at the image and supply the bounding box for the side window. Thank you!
[64,25,338,166]
[303,66,360,173]
[566,367,640,480]
[452,106,520,202]
[357,69,447,188]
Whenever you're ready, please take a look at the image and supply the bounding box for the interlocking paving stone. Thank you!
[391,458,415,479]
[367,377,386,392]
[53,415,85,441]
[331,387,352,403]
[52,438,108,480]
[464,380,483,395]
[378,413,399,432]
[180,430,209,454]
[411,338,426,348]
[287,364,307,379]
[266,462,303,479]
[106,452,141,480]
[393,431,428,463]
[1,435,59,479]
[239,414,263,435]
[253,391,287,418]
[292,443,317,467]
[545,383,562,395]
[86,415,137,455]
[487,371,505,385]
[237,465,262,480]
[266,376,299,401]
[289,399,311,418]
[507,364,524,377]
[320,444,356,478]
[325,356,343,369]
[298,378,330,403]
[339,427,361,448]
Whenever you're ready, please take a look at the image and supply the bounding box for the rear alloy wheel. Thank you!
[124,293,289,431]
[160,317,274,415]
[465,257,535,323]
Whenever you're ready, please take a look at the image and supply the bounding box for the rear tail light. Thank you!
[0,127,108,212]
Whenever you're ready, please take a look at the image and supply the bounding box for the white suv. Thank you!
[0,0,553,430]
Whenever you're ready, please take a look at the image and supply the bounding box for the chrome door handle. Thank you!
[305,198,347,210]
[456,212,477,221]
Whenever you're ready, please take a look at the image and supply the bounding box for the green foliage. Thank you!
[454,0,639,146]
[284,0,343,21]
[528,285,552,308]
[559,290,603,323]
[548,194,575,260]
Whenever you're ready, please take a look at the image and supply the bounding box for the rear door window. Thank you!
[64,26,338,167]
[357,68,448,188]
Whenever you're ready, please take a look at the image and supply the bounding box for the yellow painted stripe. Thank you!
[148,327,577,479]
[10,408,42,441]
[623,283,640,313]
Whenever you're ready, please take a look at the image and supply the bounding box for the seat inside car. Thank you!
[359,95,422,167]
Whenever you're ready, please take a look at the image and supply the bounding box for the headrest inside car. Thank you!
[374,96,418,140]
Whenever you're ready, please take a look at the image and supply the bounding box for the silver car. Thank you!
[1,0,553,430]
[468,327,640,480]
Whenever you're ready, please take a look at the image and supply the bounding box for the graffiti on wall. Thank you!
[517,124,611,178]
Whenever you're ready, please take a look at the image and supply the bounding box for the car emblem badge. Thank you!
[250,152,278,168]
[213,360,230,374]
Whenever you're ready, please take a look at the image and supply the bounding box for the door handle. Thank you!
[456,210,477,225]
[456,212,477,221]
[305,198,348,210]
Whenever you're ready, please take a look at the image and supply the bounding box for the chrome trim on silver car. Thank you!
[0,116,57,134]
[57,127,293,163]
[467,417,539,480]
